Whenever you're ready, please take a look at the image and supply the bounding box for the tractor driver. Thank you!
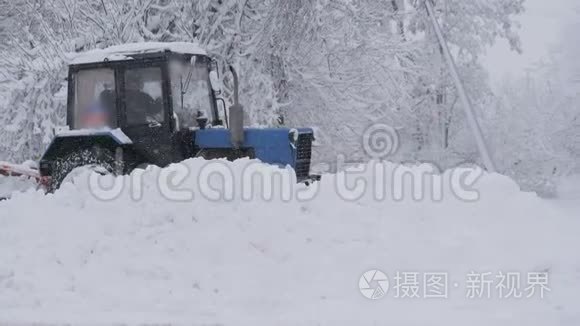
[124,73,163,125]
[82,84,115,128]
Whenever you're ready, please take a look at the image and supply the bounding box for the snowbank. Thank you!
[0,175,37,199]
[70,42,207,65]
[556,174,580,199]
[0,159,578,325]
[0,160,39,199]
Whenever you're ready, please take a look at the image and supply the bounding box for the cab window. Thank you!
[124,67,165,125]
[73,68,117,129]
[170,57,213,128]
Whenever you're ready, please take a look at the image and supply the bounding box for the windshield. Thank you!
[170,56,214,128]
[73,68,117,129]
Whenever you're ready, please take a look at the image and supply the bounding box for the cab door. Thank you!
[119,63,179,167]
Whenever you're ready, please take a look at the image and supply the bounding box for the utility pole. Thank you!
[423,0,497,172]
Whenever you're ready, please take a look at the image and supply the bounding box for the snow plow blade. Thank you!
[0,162,45,200]
[0,162,41,180]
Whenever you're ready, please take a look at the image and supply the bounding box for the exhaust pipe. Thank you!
[229,65,244,149]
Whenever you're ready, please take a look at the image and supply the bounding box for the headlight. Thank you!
[288,128,299,143]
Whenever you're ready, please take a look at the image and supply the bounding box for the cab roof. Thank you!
[69,42,207,65]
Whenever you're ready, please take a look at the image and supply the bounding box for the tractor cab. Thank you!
[39,42,315,191]
[70,44,220,130]
[66,42,221,166]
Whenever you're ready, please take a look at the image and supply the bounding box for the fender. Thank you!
[39,128,134,177]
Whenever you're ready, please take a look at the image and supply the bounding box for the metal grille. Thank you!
[295,132,313,180]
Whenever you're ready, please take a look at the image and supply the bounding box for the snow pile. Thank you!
[0,159,579,325]
[556,174,580,199]
[0,175,37,199]
[55,128,133,144]
[69,42,207,65]
[0,161,39,199]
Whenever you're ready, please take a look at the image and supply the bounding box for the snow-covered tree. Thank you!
[482,3,580,195]
[0,0,525,172]
[0,0,257,162]
[395,0,524,166]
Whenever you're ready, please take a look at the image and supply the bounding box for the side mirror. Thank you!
[209,70,222,94]
[216,98,228,128]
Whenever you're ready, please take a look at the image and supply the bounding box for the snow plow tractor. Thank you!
[1,42,315,193]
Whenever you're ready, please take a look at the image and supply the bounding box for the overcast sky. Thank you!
[483,0,577,83]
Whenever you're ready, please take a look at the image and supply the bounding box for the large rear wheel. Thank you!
[48,147,116,192]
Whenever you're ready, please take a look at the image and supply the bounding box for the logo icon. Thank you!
[359,269,389,300]
[362,124,399,159]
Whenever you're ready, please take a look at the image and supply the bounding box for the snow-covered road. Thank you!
[0,159,578,325]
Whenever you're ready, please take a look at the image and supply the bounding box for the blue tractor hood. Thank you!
[194,127,314,180]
